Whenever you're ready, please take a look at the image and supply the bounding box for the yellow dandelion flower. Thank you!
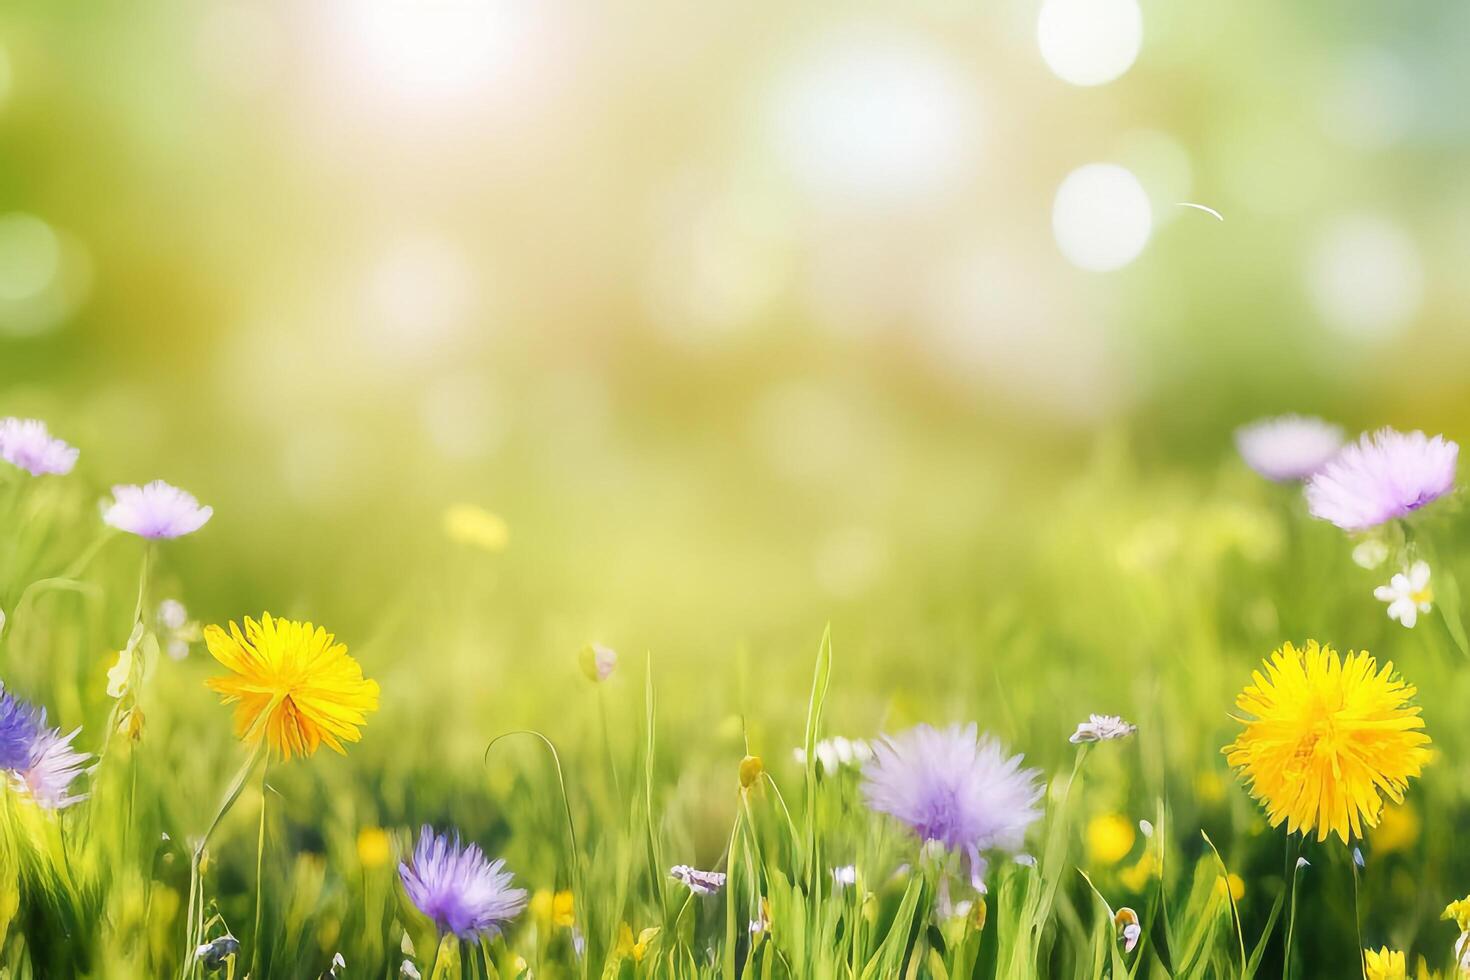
[1364,946,1407,980]
[443,504,508,552]
[1085,813,1136,865]
[356,827,392,869]
[205,614,380,761]
[1224,640,1431,843]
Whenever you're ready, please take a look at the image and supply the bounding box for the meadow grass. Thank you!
[2,433,1469,979]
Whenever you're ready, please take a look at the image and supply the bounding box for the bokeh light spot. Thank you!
[1307,215,1423,340]
[0,214,61,303]
[769,27,975,207]
[1051,164,1152,271]
[1037,0,1142,87]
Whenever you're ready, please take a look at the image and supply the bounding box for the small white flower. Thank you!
[401,963,423,980]
[158,598,188,631]
[1295,856,1310,870]
[1374,560,1433,628]
[794,736,872,775]
[831,865,857,888]
[1122,922,1141,953]
[1352,847,1365,868]
[1352,538,1390,570]
[1013,853,1037,867]
[1069,714,1137,744]
[1138,819,1154,839]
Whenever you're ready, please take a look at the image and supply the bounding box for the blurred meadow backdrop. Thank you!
[5,0,1470,977]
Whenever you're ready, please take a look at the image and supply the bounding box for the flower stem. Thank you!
[250,761,269,979]
[179,741,266,980]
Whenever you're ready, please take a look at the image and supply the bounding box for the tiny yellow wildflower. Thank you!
[552,890,574,927]
[1442,894,1470,932]
[739,755,764,789]
[531,889,574,927]
[356,828,392,869]
[1085,813,1136,865]
[1119,852,1159,893]
[616,923,660,962]
[1364,946,1407,980]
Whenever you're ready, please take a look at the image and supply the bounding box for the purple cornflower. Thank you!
[0,417,78,476]
[14,724,90,809]
[399,827,528,940]
[862,723,1043,889]
[0,683,88,808]
[1234,415,1343,482]
[0,683,45,771]
[103,481,213,539]
[1305,428,1458,531]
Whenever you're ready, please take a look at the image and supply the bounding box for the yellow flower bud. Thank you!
[739,755,764,789]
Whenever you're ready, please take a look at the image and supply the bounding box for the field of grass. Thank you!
[5,1,1470,977]
[3,416,1470,980]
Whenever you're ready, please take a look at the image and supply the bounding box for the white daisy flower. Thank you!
[1069,714,1137,744]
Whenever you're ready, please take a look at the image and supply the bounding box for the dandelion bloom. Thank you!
[1363,947,1406,980]
[104,480,213,539]
[1224,641,1430,843]
[1234,415,1343,482]
[205,614,379,760]
[862,723,1042,887]
[1305,429,1458,531]
[0,418,79,476]
[399,827,528,939]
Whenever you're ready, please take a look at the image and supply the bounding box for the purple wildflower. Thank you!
[15,725,90,809]
[103,481,213,539]
[862,723,1043,889]
[1305,428,1458,531]
[1234,415,1343,482]
[0,683,45,771]
[669,865,726,895]
[399,827,528,939]
[0,417,78,476]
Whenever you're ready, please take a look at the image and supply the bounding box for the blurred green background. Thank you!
[4,0,1470,972]
[4,0,1469,661]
